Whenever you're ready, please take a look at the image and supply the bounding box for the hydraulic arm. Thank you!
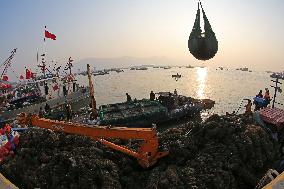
[17,113,168,168]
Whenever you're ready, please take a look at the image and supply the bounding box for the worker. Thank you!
[264,89,271,107]
[244,99,252,116]
[254,92,261,111]
[256,90,263,98]
[65,103,72,121]
[150,91,155,101]
[63,85,68,96]
[44,103,51,114]
[126,93,132,102]
[174,89,178,96]
[44,83,49,95]
[39,107,44,118]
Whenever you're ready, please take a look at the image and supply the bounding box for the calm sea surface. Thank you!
[77,67,283,116]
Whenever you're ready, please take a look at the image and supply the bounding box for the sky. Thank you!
[1,0,284,75]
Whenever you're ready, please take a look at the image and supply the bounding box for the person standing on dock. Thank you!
[126,93,132,102]
[150,91,155,101]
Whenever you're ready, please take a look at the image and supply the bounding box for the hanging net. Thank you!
[188,2,218,61]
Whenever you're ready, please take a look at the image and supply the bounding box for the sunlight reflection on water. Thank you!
[196,67,207,99]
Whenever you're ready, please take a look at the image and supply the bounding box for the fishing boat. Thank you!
[163,66,172,69]
[0,75,90,122]
[270,72,284,80]
[93,70,109,76]
[98,92,215,127]
[186,65,194,68]
[136,67,148,70]
[237,67,249,71]
[0,53,90,122]
[172,73,182,78]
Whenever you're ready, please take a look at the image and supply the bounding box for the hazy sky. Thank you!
[1,0,284,74]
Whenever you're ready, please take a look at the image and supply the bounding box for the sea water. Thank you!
[76,67,282,116]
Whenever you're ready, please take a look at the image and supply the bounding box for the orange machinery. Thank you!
[17,113,168,168]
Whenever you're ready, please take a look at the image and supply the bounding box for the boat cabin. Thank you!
[34,75,79,100]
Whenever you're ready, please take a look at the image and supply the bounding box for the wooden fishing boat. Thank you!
[172,74,182,78]
[98,92,215,127]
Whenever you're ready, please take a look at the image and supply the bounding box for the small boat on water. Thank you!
[270,72,284,80]
[130,67,148,70]
[136,67,148,70]
[98,92,215,127]
[236,67,249,71]
[186,65,194,68]
[172,73,182,78]
[93,70,109,76]
[163,66,172,69]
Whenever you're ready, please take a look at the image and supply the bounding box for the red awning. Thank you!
[260,107,284,129]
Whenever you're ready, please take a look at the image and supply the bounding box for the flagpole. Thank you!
[41,26,47,79]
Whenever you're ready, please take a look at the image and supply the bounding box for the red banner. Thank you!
[2,75,8,81]
[26,69,31,79]
[45,30,56,40]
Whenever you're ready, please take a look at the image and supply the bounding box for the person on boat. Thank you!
[73,82,76,92]
[150,91,155,101]
[244,99,252,116]
[254,90,263,111]
[126,93,132,102]
[167,93,175,110]
[264,89,271,107]
[44,83,49,95]
[256,90,263,98]
[174,89,178,96]
[65,103,73,121]
[39,107,44,118]
[63,85,68,96]
[44,103,51,114]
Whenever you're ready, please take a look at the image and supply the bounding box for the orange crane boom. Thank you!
[17,113,168,168]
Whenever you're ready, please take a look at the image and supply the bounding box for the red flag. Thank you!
[31,72,36,79]
[26,69,32,79]
[45,30,56,40]
[2,75,8,81]
[53,84,59,91]
[19,75,24,80]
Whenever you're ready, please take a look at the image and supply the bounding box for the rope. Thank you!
[235,99,247,114]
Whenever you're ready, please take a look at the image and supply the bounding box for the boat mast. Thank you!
[0,48,17,78]
[66,57,73,75]
[87,64,98,118]
[38,54,46,78]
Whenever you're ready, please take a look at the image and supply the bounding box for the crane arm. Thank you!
[17,113,168,168]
